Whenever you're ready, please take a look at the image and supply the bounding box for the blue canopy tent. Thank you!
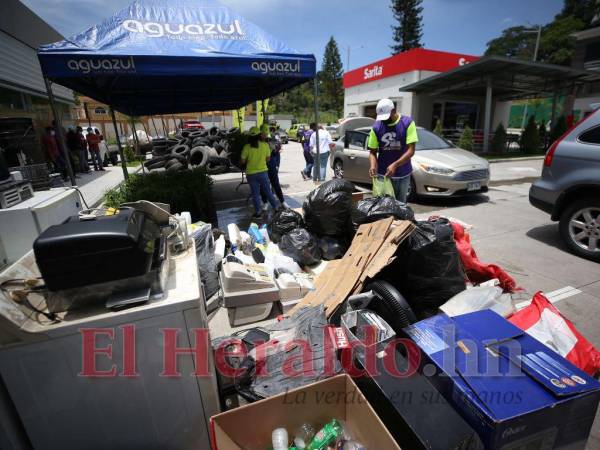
[37,0,319,183]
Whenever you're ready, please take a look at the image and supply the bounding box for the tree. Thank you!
[320,37,344,116]
[538,121,548,150]
[556,0,600,28]
[549,115,568,144]
[491,123,507,153]
[390,0,423,54]
[485,26,537,60]
[520,116,541,154]
[458,126,474,151]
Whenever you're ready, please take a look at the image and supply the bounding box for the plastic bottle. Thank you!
[343,441,366,450]
[293,423,316,449]
[306,420,343,450]
[272,428,289,450]
[227,223,241,250]
[248,223,265,244]
[214,235,226,264]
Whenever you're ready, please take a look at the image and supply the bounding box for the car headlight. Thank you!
[419,164,454,175]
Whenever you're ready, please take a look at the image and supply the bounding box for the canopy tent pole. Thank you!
[130,118,146,174]
[150,116,159,137]
[159,116,167,136]
[83,102,92,127]
[550,92,558,128]
[109,107,129,180]
[313,78,321,181]
[482,77,493,153]
[43,77,76,186]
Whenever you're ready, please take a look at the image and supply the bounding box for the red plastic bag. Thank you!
[509,292,600,376]
[450,221,519,292]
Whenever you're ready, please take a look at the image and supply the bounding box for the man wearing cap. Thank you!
[367,98,418,203]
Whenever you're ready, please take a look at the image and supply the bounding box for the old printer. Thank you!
[33,208,168,311]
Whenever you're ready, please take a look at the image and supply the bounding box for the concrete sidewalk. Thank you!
[68,164,141,208]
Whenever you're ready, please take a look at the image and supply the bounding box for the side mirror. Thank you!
[344,131,351,149]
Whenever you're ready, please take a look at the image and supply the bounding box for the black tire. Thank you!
[407,176,417,202]
[189,146,210,167]
[146,160,166,170]
[166,162,184,172]
[144,155,167,167]
[559,197,600,262]
[333,159,343,179]
[171,144,190,157]
[365,280,417,331]
[209,126,220,136]
[164,159,179,169]
[207,165,228,175]
[227,127,239,135]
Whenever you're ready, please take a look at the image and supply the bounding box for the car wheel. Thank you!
[333,159,344,178]
[407,176,417,202]
[559,197,600,262]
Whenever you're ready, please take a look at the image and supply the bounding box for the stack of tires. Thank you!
[145,126,240,174]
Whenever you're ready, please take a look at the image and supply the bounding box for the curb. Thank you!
[488,156,544,164]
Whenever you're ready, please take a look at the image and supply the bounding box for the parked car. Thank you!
[287,123,308,141]
[181,120,204,130]
[326,125,340,140]
[275,129,289,144]
[529,109,600,262]
[330,125,490,199]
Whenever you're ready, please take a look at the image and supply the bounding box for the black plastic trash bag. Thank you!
[189,223,219,298]
[303,179,354,238]
[352,196,415,227]
[319,237,346,260]
[279,228,321,266]
[268,208,305,243]
[381,218,465,318]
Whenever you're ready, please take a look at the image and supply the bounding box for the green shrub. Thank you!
[520,116,541,154]
[491,123,507,153]
[123,144,136,162]
[433,119,443,137]
[549,115,568,145]
[458,125,474,151]
[104,167,215,223]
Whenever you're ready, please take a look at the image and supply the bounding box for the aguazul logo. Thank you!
[67,56,136,74]
[251,60,301,75]
[122,19,244,40]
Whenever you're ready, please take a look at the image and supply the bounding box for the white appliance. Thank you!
[0,188,81,265]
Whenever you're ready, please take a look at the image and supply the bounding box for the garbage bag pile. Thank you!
[303,179,355,242]
[381,217,466,318]
[352,195,415,227]
[144,126,240,174]
[278,228,321,267]
[268,209,305,243]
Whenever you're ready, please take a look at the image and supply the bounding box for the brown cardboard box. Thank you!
[210,374,401,449]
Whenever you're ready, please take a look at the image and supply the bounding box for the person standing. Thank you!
[76,126,90,173]
[66,128,82,174]
[300,127,314,180]
[240,126,279,219]
[367,98,418,203]
[259,124,289,208]
[308,123,333,182]
[86,127,105,171]
[42,126,67,180]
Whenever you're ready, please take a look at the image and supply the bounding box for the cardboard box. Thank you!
[404,310,600,449]
[210,374,401,450]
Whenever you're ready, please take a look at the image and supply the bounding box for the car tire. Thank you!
[333,159,344,179]
[407,176,417,202]
[559,197,600,262]
[166,162,184,172]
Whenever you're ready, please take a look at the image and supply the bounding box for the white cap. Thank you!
[376,98,395,121]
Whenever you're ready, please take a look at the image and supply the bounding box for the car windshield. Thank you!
[416,129,453,150]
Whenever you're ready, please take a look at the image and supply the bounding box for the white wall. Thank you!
[493,101,511,130]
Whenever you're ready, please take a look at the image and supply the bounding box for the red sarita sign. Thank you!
[343,48,479,88]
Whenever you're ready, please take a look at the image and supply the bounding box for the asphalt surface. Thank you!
[213,143,600,447]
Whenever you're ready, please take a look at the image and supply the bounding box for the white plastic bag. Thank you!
[440,286,516,318]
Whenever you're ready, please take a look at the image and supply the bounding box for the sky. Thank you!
[22,0,564,71]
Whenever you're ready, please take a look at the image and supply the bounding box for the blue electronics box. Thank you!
[404,310,600,449]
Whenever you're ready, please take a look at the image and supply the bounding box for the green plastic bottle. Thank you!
[306,419,343,450]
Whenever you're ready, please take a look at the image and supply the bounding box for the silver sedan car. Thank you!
[330,126,490,198]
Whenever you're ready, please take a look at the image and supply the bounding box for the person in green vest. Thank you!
[240,126,280,218]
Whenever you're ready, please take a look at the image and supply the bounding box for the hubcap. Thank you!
[568,207,600,252]
[334,161,343,178]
